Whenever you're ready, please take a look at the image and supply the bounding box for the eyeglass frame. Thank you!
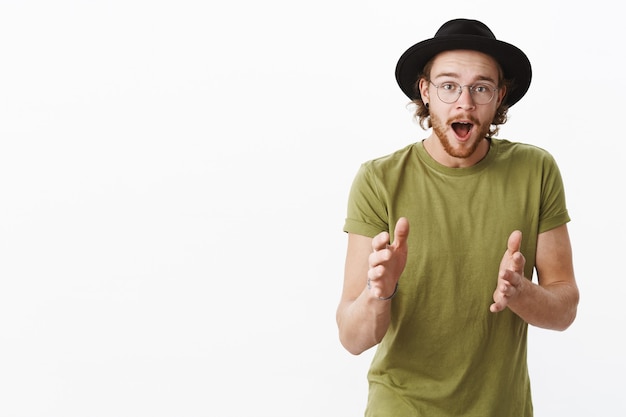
[428,80,500,105]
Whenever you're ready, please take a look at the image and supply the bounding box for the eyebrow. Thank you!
[432,72,497,84]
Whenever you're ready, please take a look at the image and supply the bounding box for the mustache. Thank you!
[447,115,481,125]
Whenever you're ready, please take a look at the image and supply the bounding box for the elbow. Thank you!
[559,300,580,331]
[554,287,580,331]
[338,331,374,356]
[336,301,385,355]
[336,306,377,355]
[563,286,580,329]
[554,308,577,331]
[337,321,381,355]
[342,341,367,356]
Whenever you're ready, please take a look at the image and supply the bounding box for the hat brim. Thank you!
[395,35,532,107]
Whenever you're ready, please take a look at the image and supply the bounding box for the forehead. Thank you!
[430,50,501,80]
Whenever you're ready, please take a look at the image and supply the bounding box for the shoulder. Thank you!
[493,138,554,157]
[492,139,559,166]
[361,143,418,173]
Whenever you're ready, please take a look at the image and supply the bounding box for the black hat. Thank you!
[395,18,532,107]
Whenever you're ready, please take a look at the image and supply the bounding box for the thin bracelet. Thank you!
[377,282,399,301]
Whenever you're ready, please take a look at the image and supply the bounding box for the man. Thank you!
[336,18,579,416]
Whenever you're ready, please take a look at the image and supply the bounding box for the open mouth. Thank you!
[452,122,473,140]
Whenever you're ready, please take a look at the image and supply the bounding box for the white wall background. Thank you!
[0,1,622,416]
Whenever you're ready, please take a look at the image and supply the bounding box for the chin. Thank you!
[440,136,478,158]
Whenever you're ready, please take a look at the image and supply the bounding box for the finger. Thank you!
[507,230,522,254]
[499,268,520,288]
[372,231,390,252]
[512,251,526,274]
[391,217,410,249]
[500,230,523,275]
[498,268,512,284]
[368,248,390,273]
[490,285,509,312]
[367,263,385,280]
[490,301,504,313]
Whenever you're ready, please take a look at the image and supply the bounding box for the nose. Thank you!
[456,86,476,109]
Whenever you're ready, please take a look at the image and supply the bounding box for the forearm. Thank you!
[336,289,392,355]
[508,278,579,330]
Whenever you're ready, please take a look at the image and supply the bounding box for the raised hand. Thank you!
[490,230,526,313]
[367,217,410,300]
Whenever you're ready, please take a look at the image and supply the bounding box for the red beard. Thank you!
[431,113,491,159]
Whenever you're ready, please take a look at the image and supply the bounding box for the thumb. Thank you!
[391,217,410,249]
[507,230,522,254]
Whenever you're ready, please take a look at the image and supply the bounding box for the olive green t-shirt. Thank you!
[344,139,570,417]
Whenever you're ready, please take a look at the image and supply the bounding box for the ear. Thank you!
[496,85,507,106]
[418,78,430,102]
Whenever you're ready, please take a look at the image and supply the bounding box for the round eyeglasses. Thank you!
[429,81,499,105]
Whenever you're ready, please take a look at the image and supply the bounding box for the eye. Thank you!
[472,84,496,93]
[440,82,458,91]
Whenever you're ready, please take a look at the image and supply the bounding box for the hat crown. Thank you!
[435,18,496,40]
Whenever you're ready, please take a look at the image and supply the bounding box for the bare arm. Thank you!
[490,224,579,330]
[336,218,409,355]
